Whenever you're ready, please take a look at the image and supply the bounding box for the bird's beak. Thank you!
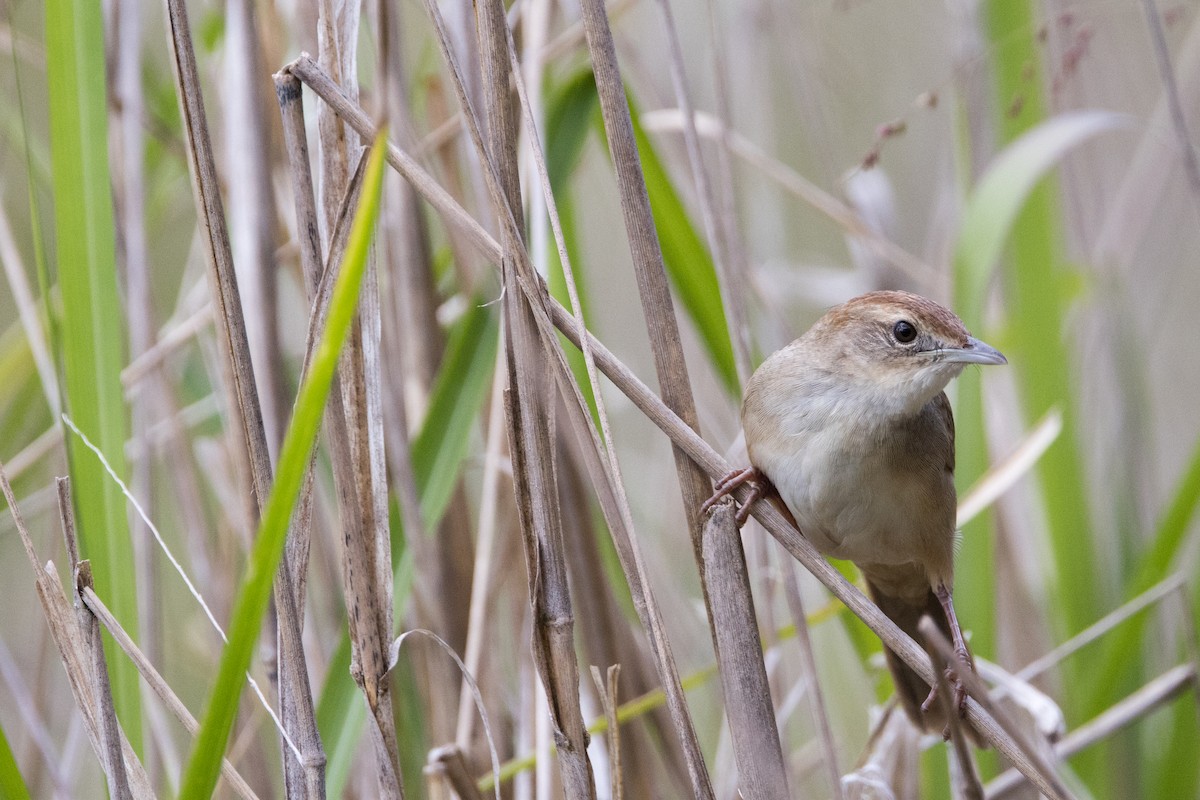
[938,336,1008,366]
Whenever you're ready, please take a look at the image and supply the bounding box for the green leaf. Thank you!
[545,70,600,420]
[178,131,389,799]
[0,720,30,800]
[954,111,1127,317]
[410,301,499,531]
[45,0,142,751]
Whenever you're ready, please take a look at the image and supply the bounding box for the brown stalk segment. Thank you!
[58,479,132,800]
[314,0,396,744]
[466,0,595,792]
[275,73,403,793]
[1,466,153,797]
[426,746,484,800]
[701,502,789,799]
[163,0,324,790]
[81,586,261,799]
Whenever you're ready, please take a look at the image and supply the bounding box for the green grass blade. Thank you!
[178,131,388,799]
[0,720,30,800]
[45,0,142,751]
[546,69,601,421]
[954,111,1126,318]
[410,301,499,530]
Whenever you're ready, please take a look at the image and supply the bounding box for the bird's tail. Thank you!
[865,577,983,745]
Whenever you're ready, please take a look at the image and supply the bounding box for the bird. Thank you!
[702,290,1006,738]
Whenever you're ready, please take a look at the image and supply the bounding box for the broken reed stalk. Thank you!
[701,502,790,798]
[444,0,595,792]
[590,665,624,800]
[80,584,261,799]
[0,465,153,796]
[920,619,1072,800]
[162,0,324,789]
[57,479,132,800]
[276,72,403,794]
[283,61,1075,795]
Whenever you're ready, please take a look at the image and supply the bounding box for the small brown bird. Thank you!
[704,290,1006,737]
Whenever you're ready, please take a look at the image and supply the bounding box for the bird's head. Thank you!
[805,290,1007,416]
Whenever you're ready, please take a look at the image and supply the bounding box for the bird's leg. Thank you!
[921,582,973,719]
[701,466,766,526]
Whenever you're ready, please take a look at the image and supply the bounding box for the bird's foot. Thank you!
[921,650,974,740]
[701,467,766,527]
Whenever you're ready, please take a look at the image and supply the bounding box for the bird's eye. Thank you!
[893,320,917,343]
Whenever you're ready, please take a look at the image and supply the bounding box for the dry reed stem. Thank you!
[920,620,1072,800]
[57,480,132,800]
[781,560,845,800]
[1139,0,1200,209]
[452,0,595,790]
[225,0,288,461]
[1016,573,1185,682]
[120,304,213,388]
[578,1,727,795]
[500,15,692,790]
[276,79,403,792]
[426,746,484,800]
[702,502,790,798]
[454,357,507,749]
[985,663,1197,798]
[641,109,937,288]
[590,665,623,800]
[163,0,325,791]
[650,0,751,387]
[110,0,163,778]
[0,464,153,797]
[80,586,260,799]
[702,0,754,350]
[0,199,58,414]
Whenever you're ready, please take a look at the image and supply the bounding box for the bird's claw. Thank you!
[701,467,761,525]
[922,652,973,739]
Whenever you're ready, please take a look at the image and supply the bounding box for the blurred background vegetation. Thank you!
[0,0,1198,796]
